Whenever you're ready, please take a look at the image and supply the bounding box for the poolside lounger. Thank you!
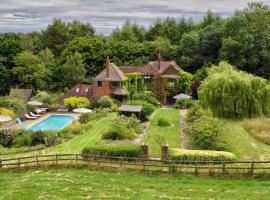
[25,114,37,119]
[30,112,41,117]
[57,108,64,112]
[35,108,47,114]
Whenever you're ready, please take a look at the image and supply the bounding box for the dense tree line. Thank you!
[0,2,270,95]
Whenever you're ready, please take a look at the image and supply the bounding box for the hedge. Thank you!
[168,148,236,162]
[82,145,144,158]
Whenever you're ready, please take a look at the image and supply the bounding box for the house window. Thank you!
[98,81,102,87]
[85,88,89,93]
[75,88,80,93]
[112,82,120,87]
[168,81,175,87]
[144,76,152,84]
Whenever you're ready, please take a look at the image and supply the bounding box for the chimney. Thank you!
[105,56,110,79]
[157,52,161,70]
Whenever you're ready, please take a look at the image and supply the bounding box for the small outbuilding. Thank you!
[118,105,142,118]
[9,88,34,100]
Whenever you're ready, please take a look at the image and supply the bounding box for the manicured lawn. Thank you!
[142,108,180,157]
[223,120,270,160]
[0,113,117,158]
[0,167,270,200]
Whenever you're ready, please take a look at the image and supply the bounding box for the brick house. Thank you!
[63,55,181,104]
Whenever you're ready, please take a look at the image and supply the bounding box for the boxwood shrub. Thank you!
[82,145,144,158]
[168,148,236,162]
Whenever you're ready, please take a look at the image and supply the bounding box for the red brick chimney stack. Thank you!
[105,56,110,79]
[157,52,161,70]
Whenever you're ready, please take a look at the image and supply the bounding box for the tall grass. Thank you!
[243,118,270,145]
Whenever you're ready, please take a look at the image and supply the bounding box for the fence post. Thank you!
[17,157,20,168]
[35,155,39,166]
[141,143,149,160]
[75,154,78,164]
[161,144,169,160]
[251,162,254,176]
[55,154,58,165]
[222,163,226,175]
[0,158,2,169]
[194,163,198,176]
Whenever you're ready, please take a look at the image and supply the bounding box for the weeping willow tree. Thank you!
[199,62,270,118]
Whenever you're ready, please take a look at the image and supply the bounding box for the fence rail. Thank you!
[1,154,270,177]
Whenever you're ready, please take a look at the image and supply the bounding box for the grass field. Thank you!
[0,167,270,200]
[223,120,270,160]
[0,113,117,158]
[142,108,180,157]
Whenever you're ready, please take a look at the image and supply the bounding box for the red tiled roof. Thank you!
[119,66,144,74]
[95,63,127,82]
[120,61,181,76]
[62,84,93,100]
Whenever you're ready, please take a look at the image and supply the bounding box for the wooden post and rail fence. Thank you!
[1,144,270,177]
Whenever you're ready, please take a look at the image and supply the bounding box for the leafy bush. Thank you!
[0,97,27,116]
[79,111,107,124]
[97,96,114,108]
[13,130,33,147]
[175,99,194,109]
[59,122,90,136]
[44,131,61,146]
[0,107,15,117]
[125,100,156,121]
[64,97,90,109]
[82,145,144,158]
[157,118,171,127]
[186,103,212,123]
[132,93,160,106]
[33,91,60,108]
[102,123,137,140]
[102,116,142,140]
[31,131,47,145]
[187,116,226,151]
[0,129,13,147]
[168,148,236,162]
[111,104,119,112]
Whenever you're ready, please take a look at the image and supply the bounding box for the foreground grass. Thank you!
[142,108,180,157]
[0,167,270,200]
[0,113,117,158]
[223,120,270,160]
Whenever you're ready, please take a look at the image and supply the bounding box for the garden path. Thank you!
[180,110,191,149]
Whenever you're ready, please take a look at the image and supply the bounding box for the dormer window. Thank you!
[75,88,80,93]
[98,81,102,87]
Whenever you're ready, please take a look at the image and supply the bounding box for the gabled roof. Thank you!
[144,61,181,75]
[120,61,181,76]
[95,63,127,82]
[120,66,144,74]
[9,88,33,100]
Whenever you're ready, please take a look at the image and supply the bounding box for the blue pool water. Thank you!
[27,115,75,132]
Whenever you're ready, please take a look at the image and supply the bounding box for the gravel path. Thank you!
[180,109,191,149]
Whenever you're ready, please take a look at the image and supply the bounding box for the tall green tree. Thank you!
[12,51,48,91]
[61,52,86,88]
[67,20,95,39]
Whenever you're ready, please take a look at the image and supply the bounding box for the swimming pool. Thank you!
[27,114,75,132]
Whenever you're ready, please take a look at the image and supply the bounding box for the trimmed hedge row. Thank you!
[168,148,236,162]
[82,145,144,158]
